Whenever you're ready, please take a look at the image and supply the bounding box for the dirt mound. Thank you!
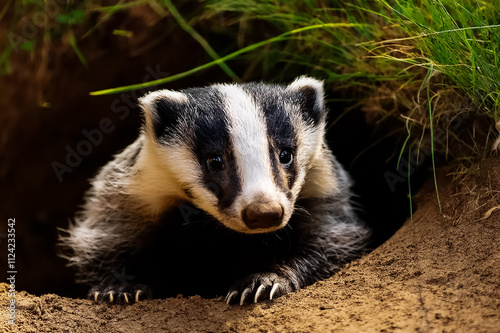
[2,160,498,332]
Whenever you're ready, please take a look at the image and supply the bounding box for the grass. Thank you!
[389,0,500,115]
[3,0,499,175]
[89,22,366,95]
[377,0,499,204]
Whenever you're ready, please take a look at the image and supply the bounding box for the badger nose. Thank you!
[242,202,284,229]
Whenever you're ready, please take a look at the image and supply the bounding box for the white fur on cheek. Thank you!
[131,136,212,214]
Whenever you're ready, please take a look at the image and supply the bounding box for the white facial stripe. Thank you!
[216,84,278,200]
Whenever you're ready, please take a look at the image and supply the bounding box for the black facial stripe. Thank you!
[187,88,242,210]
[242,83,296,147]
[269,145,294,198]
[188,88,229,158]
[263,100,296,149]
[214,148,241,211]
[285,148,297,191]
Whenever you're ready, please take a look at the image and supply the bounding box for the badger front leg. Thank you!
[225,255,325,305]
[225,247,335,305]
[225,198,371,305]
[61,210,156,304]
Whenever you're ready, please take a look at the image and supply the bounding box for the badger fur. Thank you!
[60,76,371,305]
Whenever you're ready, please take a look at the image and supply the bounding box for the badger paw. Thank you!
[88,284,152,305]
[225,272,295,305]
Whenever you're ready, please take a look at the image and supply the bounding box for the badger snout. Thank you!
[242,202,284,230]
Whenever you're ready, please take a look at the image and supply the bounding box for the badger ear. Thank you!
[139,89,189,141]
[287,76,325,125]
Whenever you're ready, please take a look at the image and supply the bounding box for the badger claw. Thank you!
[254,285,265,303]
[123,292,130,304]
[270,283,280,300]
[226,272,294,305]
[225,290,238,305]
[107,290,115,304]
[87,284,152,305]
[92,291,100,304]
[134,290,142,303]
[240,288,252,305]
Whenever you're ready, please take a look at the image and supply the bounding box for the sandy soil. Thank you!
[2,159,499,333]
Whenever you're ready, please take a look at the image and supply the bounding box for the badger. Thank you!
[60,76,371,305]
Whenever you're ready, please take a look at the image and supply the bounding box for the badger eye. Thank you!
[207,155,224,172]
[279,148,294,165]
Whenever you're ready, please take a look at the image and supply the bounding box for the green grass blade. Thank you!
[0,0,12,22]
[161,0,240,82]
[359,24,500,47]
[90,23,364,96]
[408,148,413,224]
[68,31,89,70]
[422,65,442,213]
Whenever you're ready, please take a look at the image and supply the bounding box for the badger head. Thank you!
[137,76,337,234]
